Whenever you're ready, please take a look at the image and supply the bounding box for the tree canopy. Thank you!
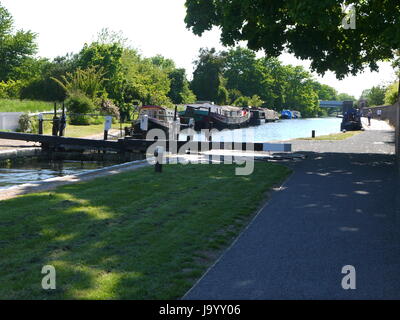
[185,0,400,79]
[0,3,37,81]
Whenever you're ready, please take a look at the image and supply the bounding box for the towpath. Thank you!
[185,124,400,299]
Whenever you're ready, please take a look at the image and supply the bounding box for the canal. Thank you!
[0,117,342,190]
[181,117,342,142]
[0,160,116,190]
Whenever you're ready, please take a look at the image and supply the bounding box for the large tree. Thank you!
[185,0,400,79]
[0,3,37,81]
[190,48,228,104]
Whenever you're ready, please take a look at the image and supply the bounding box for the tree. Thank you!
[191,48,228,104]
[0,3,37,81]
[77,42,124,101]
[338,93,357,102]
[364,85,386,106]
[311,82,338,101]
[168,68,196,104]
[185,0,400,79]
[385,81,399,105]
[223,47,263,97]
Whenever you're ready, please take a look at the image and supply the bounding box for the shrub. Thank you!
[98,99,120,118]
[0,80,24,99]
[65,91,96,125]
[18,113,33,133]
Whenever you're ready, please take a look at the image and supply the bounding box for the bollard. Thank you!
[59,103,66,136]
[38,114,43,135]
[154,147,163,173]
[312,130,316,138]
[52,117,60,136]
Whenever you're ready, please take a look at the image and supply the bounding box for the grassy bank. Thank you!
[299,131,362,141]
[0,99,53,113]
[0,162,291,299]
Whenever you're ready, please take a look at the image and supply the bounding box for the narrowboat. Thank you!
[180,103,251,131]
[125,105,180,137]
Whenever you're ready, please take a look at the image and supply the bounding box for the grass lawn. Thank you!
[0,99,53,113]
[0,162,291,300]
[299,131,362,141]
[42,123,125,138]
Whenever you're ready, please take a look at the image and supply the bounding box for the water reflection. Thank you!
[0,160,114,189]
[180,118,342,142]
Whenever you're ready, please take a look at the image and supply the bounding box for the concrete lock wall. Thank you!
[0,112,23,131]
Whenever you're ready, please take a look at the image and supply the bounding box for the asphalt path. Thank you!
[185,129,400,299]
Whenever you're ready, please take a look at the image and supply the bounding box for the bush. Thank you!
[18,113,33,133]
[0,80,24,99]
[98,99,120,118]
[65,91,96,125]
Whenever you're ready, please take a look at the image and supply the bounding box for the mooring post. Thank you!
[38,113,43,135]
[52,102,60,136]
[59,102,66,137]
[312,130,316,138]
[154,146,163,173]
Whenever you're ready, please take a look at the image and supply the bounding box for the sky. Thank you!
[2,0,397,99]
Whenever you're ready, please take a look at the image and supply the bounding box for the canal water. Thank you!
[0,160,114,190]
[0,117,341,190]
[181,117,342,142]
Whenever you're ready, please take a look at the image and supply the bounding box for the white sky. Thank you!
[2,0,397,98]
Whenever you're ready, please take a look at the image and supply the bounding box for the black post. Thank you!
[59,102,66,137]
[312,130,316,138]
[38,114,43,135]
[52,102,60,136]
[154,148,163,173]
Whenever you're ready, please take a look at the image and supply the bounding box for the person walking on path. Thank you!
[367,110,373,126]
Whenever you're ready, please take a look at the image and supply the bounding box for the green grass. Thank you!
[42,123,124,138]
[299,131,362,141]
[0,99,53,113]
[0,162,291,300]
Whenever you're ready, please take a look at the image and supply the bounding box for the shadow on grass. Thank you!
[0,162,291,300]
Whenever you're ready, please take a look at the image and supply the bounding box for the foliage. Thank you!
[191,48,228,104]
[362,85,386,106]
[0,3,37,82]
[17,113,32,133]
[338,93,357,102]
[0,80,24,99]
[185,0,400,79]
[52,66,106,100]
[20,54,78,101]
[168,68,196,104]
[384,82,399,105]
[233,95,263,108]
[65,92,96,125]
[98,99,120,118]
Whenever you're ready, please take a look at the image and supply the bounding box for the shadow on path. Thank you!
[185,150,400,299]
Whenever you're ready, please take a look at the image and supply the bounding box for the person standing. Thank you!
[367,110,373,126]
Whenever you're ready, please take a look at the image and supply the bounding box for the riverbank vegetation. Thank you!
[0,2,354,123]
[0,162,291,299]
